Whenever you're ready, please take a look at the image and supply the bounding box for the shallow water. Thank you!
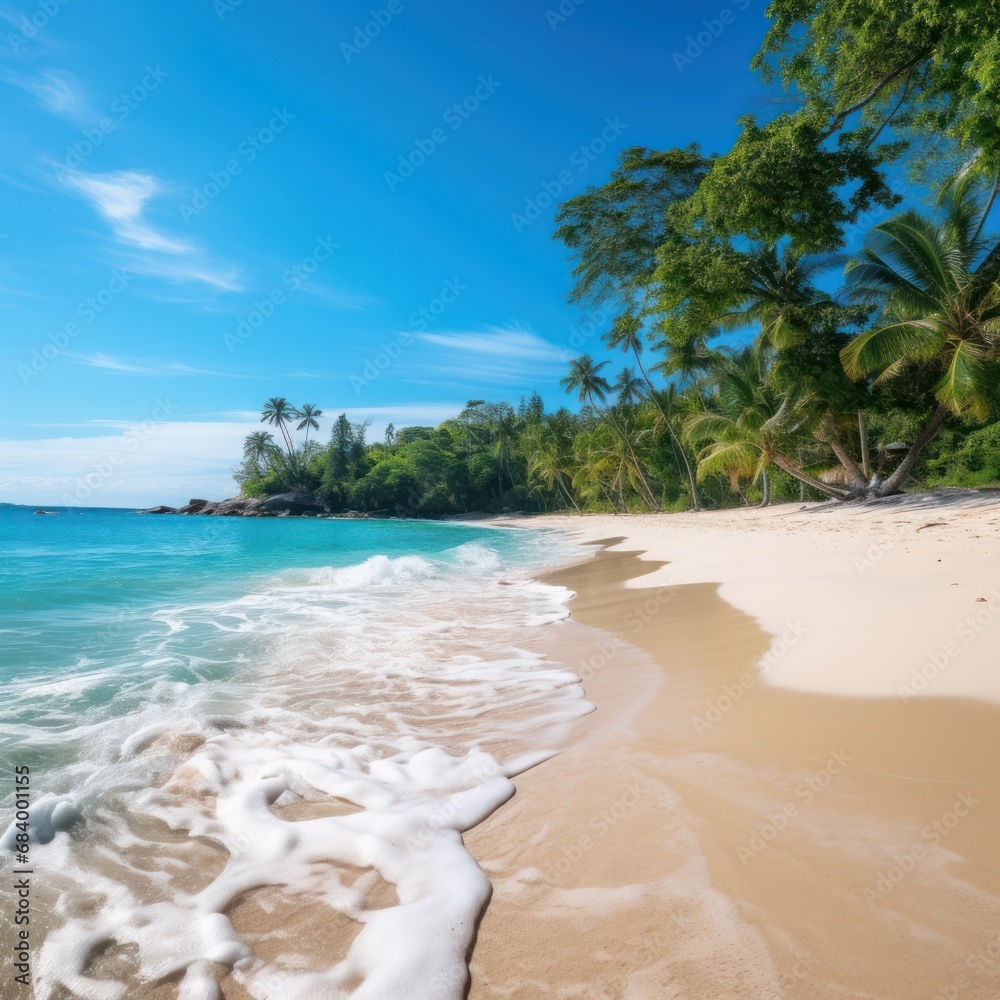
[0,507,589,999]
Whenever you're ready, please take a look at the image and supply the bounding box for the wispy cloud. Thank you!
[421,327,565,361]
[3,69,86,118]
[59,168,242,290]
[281,369,350,379]
[118,252,243,292]
[294,280,373,311]
[70,353,268,379]
[415,325,567,385]
[61,170,192,254]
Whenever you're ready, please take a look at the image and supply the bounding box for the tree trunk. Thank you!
[820,413,868,491]
[634,353,701,511]
[858,409,870,479]
[874,404,951,497]
[757,468,770,508]
[772,452,852,499]
[558,476,580,512]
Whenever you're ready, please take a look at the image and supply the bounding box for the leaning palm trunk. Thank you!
[771,451,852,499]
[872,404,951,497]
[826,437,868,491]
[756,468,770,508]
[559,475,582,511]
[816,412,869,496]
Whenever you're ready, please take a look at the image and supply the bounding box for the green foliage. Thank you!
[756,0,1000,172]
[349,456,420,511]
[922,420,1000,486]
[690,113,900,252]
[843,174,1000,419]
[229,6,1000,514]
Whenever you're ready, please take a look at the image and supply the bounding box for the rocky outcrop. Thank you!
[257,489,327,515]
[148,490,329,517]
[177,498,209,514]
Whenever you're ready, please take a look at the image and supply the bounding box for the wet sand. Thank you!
[468,497,1000,999]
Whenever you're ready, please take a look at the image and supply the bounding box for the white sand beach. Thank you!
[468,492,1000,998]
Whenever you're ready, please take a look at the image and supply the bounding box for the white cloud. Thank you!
[120,253,243,292]
[0,420,253,508]
[61,169,191,254]
[3,69,86,117]
[421,327,564,361]
[294,280,373,311]
[58,169,241,291]
[69,353,269,379]
[0,405,464,507]
[414,326,568,384]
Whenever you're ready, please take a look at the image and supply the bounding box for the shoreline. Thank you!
[467,499,1000,998]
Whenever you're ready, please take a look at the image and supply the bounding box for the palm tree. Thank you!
[561,355,659,509]
[294,403,323,444]
[523,414,580,511]
[491,411,520,495]
[572,423,628,512]
[612,365,646,407]
[606,316,701,509]
[261,397,295,455]
[717,246,846,349]
[243,430,276,475]
[685,349,852,501]
[842,173,1000,496]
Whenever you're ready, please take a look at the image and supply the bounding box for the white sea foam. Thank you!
[4,535,590,998]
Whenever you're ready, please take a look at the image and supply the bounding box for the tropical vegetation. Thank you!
[235,3,1000,515]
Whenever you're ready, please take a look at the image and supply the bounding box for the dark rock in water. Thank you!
[142,505,177,514]
[34,509,59,515]
[258,489,327,515]
[168,490,325,517]
[211,497,264,516]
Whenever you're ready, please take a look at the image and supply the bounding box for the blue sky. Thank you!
[0,0,768,506]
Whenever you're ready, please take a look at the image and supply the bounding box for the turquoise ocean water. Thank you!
[0,506,588,999]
